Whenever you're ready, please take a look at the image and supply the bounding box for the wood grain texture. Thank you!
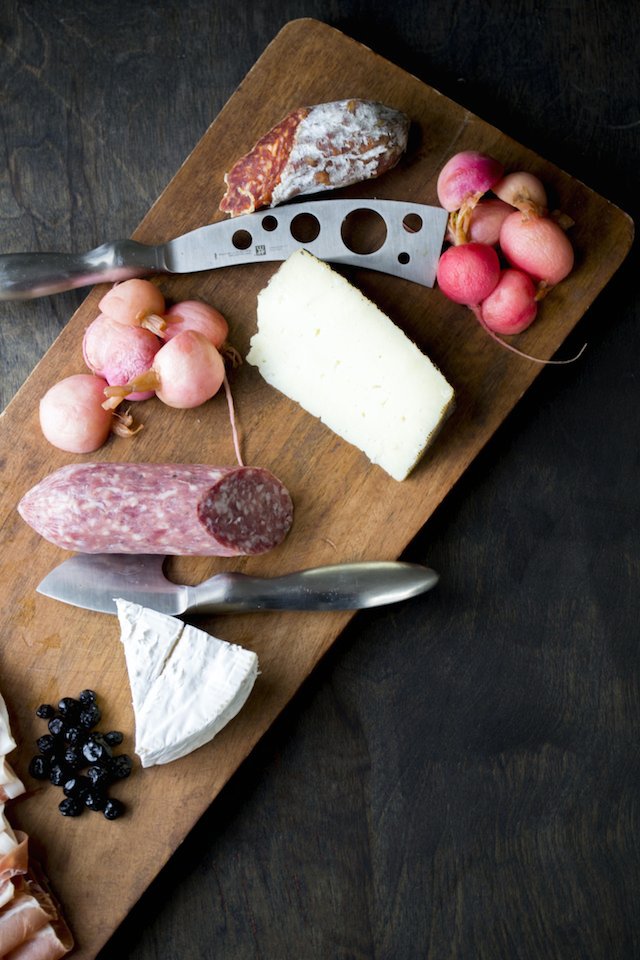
[0,3,638,959]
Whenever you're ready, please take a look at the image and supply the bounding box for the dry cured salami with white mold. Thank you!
[18,463,294,556]
[219,98,410,216]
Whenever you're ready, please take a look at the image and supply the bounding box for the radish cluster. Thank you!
[435,151,576,356]
[39,280,236,454]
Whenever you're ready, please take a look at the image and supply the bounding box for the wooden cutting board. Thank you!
[0,18,633,959]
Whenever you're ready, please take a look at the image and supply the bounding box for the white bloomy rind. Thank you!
[117,600,258,767]
[247,250,454,482]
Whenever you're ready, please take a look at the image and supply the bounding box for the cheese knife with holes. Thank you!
[0,198,447,300]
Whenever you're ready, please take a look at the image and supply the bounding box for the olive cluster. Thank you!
[29,690,132,819]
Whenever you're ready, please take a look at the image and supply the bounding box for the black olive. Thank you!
[47,716,65,738]
[86,763,112,788]
[109,754,133,780]
[57,697,81,719]
[62,775,91,798]
[82,736,112,764]
[103,798,125,820]
[36,733,57,755]
[63,745,84,770]
[64,725,86,745]
[84,789,107,812]
[59,796,84,817]
[49,763,71,787]
[104,730,124,747]
[79,704,101,729]
[28,755,50,780]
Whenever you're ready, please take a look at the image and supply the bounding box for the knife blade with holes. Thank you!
[0,198,448,300]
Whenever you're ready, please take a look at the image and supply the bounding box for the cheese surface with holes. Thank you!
[246,250,454,481]
[117,600,258,767]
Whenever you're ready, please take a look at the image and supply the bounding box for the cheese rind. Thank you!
[247,250,454,481]
[116,600,258,767]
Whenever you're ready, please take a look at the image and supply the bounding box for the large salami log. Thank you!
[18,463,294,556]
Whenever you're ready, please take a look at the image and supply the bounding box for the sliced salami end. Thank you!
[219,107,310,216]
[197,467,293,555]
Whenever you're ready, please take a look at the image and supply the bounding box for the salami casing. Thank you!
[18,463,294,556]
[219,99,410,217]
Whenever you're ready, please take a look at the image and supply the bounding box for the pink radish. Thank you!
[492,171,548,218]
[436,242,501,305]
[447,198,514,246]
[39,374,139,453]
[163,300,228,348]
[478,269,538,334]
[82,314,161,400]
[499,212,574,288]
[98,278,167,334]
[103,330,225,410]
[436,151,504,213]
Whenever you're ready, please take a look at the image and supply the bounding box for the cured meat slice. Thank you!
[0,827,28,909]
[0,759,25,803]
[0,870,74,960]
[18,462,294,556]
[219,98,409,216]
[0,694,17,756]
[3,920,73,960]
[0,687,73,958]
[0,890,53,957]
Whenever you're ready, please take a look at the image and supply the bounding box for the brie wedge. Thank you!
[116,600,258,767]
[247,249,455,481]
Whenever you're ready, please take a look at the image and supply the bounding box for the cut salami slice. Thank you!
[219,99,410,216]
[18,463,294,556]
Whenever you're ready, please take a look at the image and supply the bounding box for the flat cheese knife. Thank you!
[0,198,447,300]
[36,554,439,617]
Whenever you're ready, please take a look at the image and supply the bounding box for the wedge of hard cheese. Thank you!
[247,250,454,481]
[117,600,258,767]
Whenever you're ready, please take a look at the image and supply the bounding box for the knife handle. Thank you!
[186,562,439,614]
[0,240,161,300]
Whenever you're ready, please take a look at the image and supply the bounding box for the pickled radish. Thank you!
[103,330,225,410]
[493,171,548,218]
[163,300,228,348]
[82,314,161,400]
[39,375,122,453]
[447,198,514,246]
[98,279,166,334]
[499,212,574,288]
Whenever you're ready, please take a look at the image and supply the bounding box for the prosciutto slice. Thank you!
[0,689,73,958]
[0,871,73,960]
[0,696,17,757]
[0,889,53,956]
[2,919,74,960]
[0,827,28,907]
[0,759,25,803]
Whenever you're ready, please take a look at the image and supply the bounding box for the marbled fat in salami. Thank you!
[18,463,294,556]
[219,99,410,216]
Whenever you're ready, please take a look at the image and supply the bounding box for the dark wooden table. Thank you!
[1,2,638,958]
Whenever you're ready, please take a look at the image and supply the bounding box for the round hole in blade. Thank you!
[402,213,423,234]
[232,229,252,250]
[262,215,278,232]
[340,209,387,255]
[290,213,321,243]
[398,252,411,264]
